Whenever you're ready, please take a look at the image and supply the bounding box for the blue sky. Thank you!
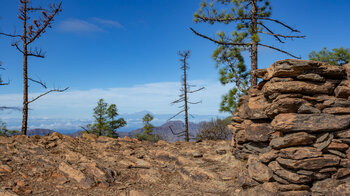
[0,0,349,131]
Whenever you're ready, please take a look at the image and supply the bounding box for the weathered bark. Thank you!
[183,56,189,142]
[21,0,28,135]
[250,0,258,86]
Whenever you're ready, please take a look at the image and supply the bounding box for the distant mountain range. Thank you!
[119,120,204,142]
[27,129,55,136]
[4,110,228,133]
[26,120,206,142]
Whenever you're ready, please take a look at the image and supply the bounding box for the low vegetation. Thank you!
[309,47,350,66]
[197,118,231,141]
[135,113,160,142]
[0,120,19,136]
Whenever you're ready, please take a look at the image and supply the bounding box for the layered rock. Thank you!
[231,59,350,195]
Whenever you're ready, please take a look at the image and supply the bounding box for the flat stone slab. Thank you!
[271,113,350,133]
[255,59,345,80]
[279,147,322,160]
[268,161,311,184]
[276,155,340,170]
[270,132,316,149]
[263,80,335,96]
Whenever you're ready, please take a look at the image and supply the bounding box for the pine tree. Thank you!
[83,99,126,137]
[93,99,108,136]
[214,46,249,113]
[135,113,159,142]
[309,47,350,66]
[192,0,305,87]
[107,104,126,138]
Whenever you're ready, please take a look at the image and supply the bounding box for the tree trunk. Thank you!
[21,45,28,135]
[250,0,258,86]
[21,1,28,135]
[183,60,189,142]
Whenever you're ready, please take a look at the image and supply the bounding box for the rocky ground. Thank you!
[0,133,244,196]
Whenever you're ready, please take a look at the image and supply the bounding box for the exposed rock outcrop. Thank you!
[0,133,242,195]
[231,59,350,195]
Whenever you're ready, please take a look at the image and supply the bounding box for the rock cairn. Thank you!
[230,59,350,195]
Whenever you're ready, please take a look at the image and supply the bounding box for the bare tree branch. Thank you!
[259,23,305,41]
[27,2,62,45]
[28,87,68,104]
[188,87,205,94]
[80,126,89,132]
[190,28,249,46]
[0,32,21,38]
[28,47,46,58]
[0,106,21,111]
[258,43,300,59]
[168,126,186,136]
[259,23,284,43]
[27,7,46,12]
[188,101,202,104]
[258,17,300,32]
[12,42,24,54]
[27,53,45,58]
[0,81,9,86]
[168,109,185,121]
[28,77,47,88]
[196,16,251,23]
[171,97,185,105]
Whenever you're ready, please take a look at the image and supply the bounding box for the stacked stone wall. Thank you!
[231,59,350,195]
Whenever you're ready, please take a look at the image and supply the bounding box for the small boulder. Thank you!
[259,150,279,163]
[58,162,95,189]
[297,73,325,82]
[268,161,311,184]
[335,80,350,99]
[247,156,273,182]
[276,154,340,170]
[279,147,322,160]
[327,141,349,151]
[270,132,315,149]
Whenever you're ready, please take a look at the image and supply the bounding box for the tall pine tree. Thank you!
[191,0,304,113]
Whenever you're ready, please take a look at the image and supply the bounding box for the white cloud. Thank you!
[0,80,231,130]
[58,18,124,33]
[91,17,125,29]
[58,19,104,32]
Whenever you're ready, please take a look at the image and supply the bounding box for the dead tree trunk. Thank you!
[169,50,204,142]
[183,53,189,142]
[21,0,29,135]
[1,0,67,135]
